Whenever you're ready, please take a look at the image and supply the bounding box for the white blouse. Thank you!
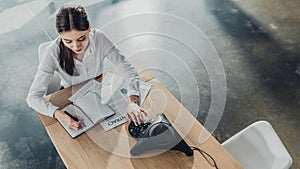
[26,28,139,117]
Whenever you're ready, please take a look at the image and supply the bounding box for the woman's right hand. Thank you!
[54,110,82,130]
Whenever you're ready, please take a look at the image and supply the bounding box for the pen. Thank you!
[64,111,79,122]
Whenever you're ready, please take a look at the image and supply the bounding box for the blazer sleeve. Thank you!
[26,46,59,117]
[101,33,140,97]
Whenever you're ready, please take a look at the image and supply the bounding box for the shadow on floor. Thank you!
[203,0,300,168]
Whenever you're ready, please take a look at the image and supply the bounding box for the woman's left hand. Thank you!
[125,96,147,126]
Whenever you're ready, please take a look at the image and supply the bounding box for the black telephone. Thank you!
[128,113,193,156]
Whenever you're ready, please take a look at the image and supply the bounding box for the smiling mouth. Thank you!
[74,49,82,53]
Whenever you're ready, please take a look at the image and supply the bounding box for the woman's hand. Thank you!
[54,110,83,130]
[126,95,147,126]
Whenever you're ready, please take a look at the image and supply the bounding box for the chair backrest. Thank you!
[38,41,52,63]
[38,41,61,94]
[222,121,293,169]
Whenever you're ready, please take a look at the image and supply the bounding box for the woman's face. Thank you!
[60,29,90,55]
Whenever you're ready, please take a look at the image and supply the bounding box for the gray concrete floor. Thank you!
[0,0,299,168]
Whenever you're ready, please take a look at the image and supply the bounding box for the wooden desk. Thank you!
[38,72,242,169]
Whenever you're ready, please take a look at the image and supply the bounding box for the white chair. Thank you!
[38,41,61,94]
[222,121,293,169]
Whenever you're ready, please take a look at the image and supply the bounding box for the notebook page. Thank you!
[58,104,94,138]
[74,91,115,124]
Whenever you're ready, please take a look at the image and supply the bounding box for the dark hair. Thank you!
[56,5,90,75]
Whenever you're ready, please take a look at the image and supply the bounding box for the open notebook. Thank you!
[58,80,115,138]
[58,73,151,138]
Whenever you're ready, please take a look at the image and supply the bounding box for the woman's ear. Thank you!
[88,24,92,32]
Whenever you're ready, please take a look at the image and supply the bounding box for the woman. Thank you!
[26,5,145,130]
